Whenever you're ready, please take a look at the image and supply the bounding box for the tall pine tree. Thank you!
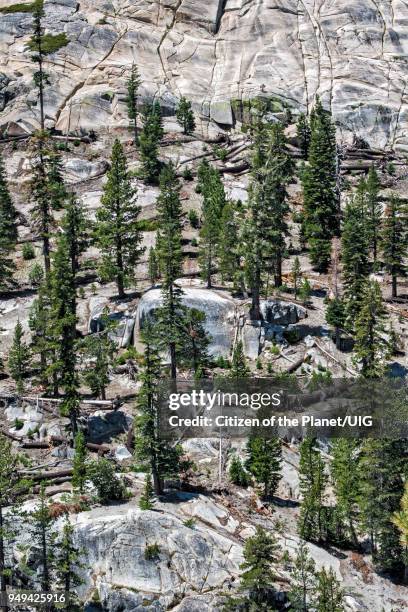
[126,64,141,146]
[382,196,406,298]
[298,437,327,543]
[245,436,282,498]
[8,321,31,395]
[198,162,225,288]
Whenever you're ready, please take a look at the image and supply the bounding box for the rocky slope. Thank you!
[1,0,408,150]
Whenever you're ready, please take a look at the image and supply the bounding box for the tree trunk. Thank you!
[392,273,397,298]
[170,342,177,380]
[100,387,106,401]
[41,524,49,592]
[335,327,342,350]
[0,507,8,612]
[250,265,261,320]
[274,256,282,289]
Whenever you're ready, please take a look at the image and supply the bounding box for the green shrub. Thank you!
[256,358,263,369]
[87,458,126,503]
[138,219,160,232]
[182,167,193,181]
[27,32,69,55]
[144,543,160,560]
[14,418,24,430]
[28,263,44,287]
[183,518,196,528]
[190,237,198,247]
[270,344,280,356]
[188,209,199,229]
[283,328,300,344]
[22,243,35,260]
[212,145,228,162]
[0,2,36,14]
[229,455,250,487]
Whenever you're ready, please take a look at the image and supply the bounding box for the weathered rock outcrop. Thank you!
[0,0,408,150]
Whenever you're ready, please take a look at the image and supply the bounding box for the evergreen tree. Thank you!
[218,200,242,287]
[0,236,15,291]
[176,97,196,135]
[0,435,29,611]
[287,539,316,611]
[28,0,48,131]
[87,458,126,503]
[298,437,327,543]
[365,166,382,261]
[314,567,345,612]
[240,526,280,608]
[299,278,312,307]
[291,256,302,300]
[330,439,360,546]
[28,483,57,592]
[55,515,84,607]
[198,162,226,288]
[72,430,88,494]
[80,330,116,400]
[245,436,281,498]
[296,113,311,159]
[62,193,87,278]
[0,153,18,246]
[29,281,52,388]
[139,102,163,183]
[382,196,406,298]
[180,308,210,376]
[392,482,408,583]
[341,194,370,329]
[95,139,144,298]
[134,325,182,495]
[353,280,389,377]
[229,455,250,487]
[358,439,405,576]
[245,122,294,317]
[230,340,249,378]
[325,297,346,350]
[148,246,159,286]
[301,98,338,271]
[139,471,154,510]
[8,321,31,395]
[126,63,141,146]
[155,163,186,379]
[47,147,68,211]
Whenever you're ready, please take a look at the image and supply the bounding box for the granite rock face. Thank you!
[0,0,407,150]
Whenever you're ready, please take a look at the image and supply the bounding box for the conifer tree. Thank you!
[246,436,282,498]
[155,163,186,378]
[230,340,249,378]
[299,278,312,307]
[392,482,408,584]
[29,281,52,388]
[229,455,250,487]
[80,330,116,400]
[330,439,360,546]
[0,236,15,291]
[62,194,87,279]
[218,200,242,286]
[28,483,57,593]
[126,63,141,146]
[72,430,88,494]
[298,437,327,543]
[8,321,31,395]
[291,256,302,299]
[95,139,144,298]
[134,325,182,495]
[353,280,389,377]
[240,526,280,608]
[325,297,346,350]
[139,102,163,183]
[365,166,382,261]
[314,567,345,612]
[148,246,159,286]
[382,196,406,298]
[139,471,154,510]
[55,515,84,606]
[301,98,338,271]
[0,153,18,246]
[29,0,48,131]
[287,539,316,611]
[341,194,370,329]
[176,97,196,135]
[197,161,226,288]
[87,458,126,503]
[296,113,311,159]
[181,308,209,376]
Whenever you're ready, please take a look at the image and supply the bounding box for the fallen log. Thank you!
[19,469,73,481]
[0,428,21,442]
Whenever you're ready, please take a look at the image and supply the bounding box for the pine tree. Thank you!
[87,458,126,503]
[291,256,302,299]
[245,122,294,317]
[80,330,116,400]
[55,515,84,606]
[325,297,346,350]
[341,194,370,329]
[296,113,311,159]
[230,340,249,378]
[314,567,345,612]
[28,483,57,592]
[155,163,186,379]
[148,246,159,285]
[330,439,360,546]
[8,321,31,395]
[0,236,15,291]
[126,63,141,146]
[392,482,408,584]
[240,526,280,608]
[245,436,282,498]
[0,435,30,612]
[176,97,196,135]
[134,325,182,495]
[298,437,327,543]
[95,139,144,298]
[47,147,68,211]
[72,430,88,494]
[287,539,316,611]
[139,102,163,183]
[365,166,382,261]
[301,98,338,272]
[0,153,18,246]
[218,200,242,286]
[382,196,406,298]
[180,308,210,376]
[358,439,405,576]
[299,278,312,307]
[139,472,154,510]
[28,0,48,131]
[29,281,52,388]
[353,280,389,377]
[229,455,250,487]
[62,193,87,278]
[198,161,226,288]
